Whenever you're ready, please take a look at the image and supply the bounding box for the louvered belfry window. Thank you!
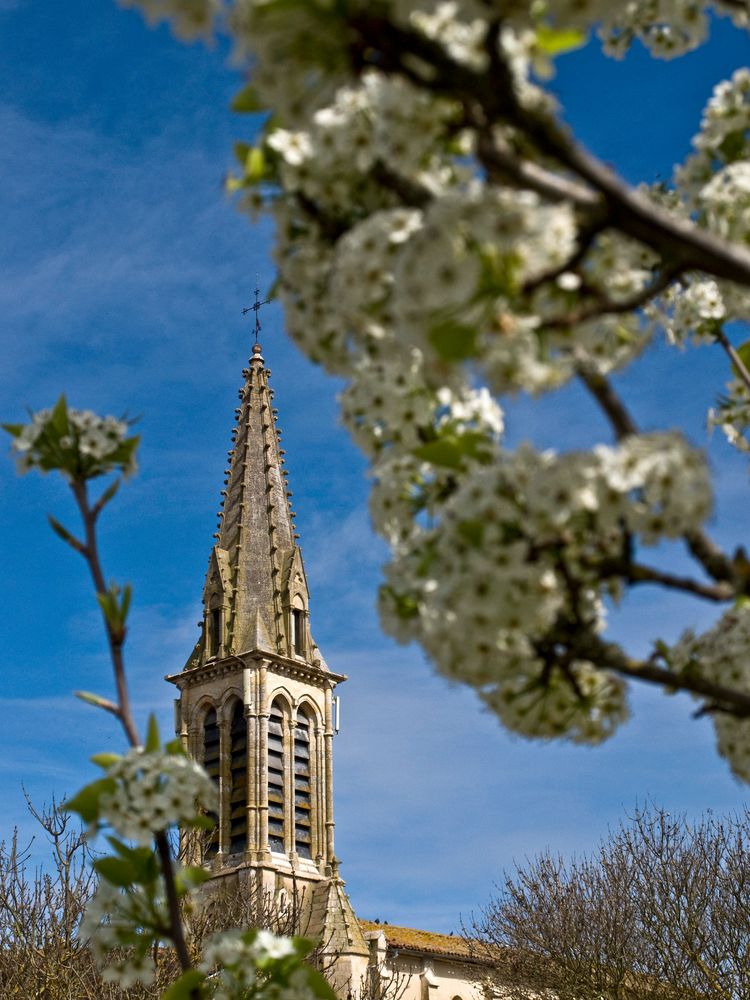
[268,701,285,852]
[294,711,312,859]
[202,708,220,859]
[229,701,248,854]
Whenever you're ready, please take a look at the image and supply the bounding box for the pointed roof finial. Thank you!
[242,276,271,350]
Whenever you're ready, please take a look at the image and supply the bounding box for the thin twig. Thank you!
[713,327,750,395]
[544,264,682,328]
[70,480,140,749]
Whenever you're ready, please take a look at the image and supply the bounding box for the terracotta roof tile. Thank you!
[358,921,498,965]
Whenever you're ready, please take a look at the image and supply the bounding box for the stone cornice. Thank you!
[166,649,346,691]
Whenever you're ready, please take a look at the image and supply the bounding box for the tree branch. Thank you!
[573,632,750,719]
[627,563,733,602]
[575,365,638,440]
[349,14,750,286]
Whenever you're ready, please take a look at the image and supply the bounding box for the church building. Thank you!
[166,337,499,1000]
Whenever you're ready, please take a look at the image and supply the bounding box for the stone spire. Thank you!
[186,342,316,668]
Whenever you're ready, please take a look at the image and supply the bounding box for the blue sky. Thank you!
[2,1,750,933]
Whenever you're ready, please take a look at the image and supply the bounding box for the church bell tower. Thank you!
[167,339,352,907]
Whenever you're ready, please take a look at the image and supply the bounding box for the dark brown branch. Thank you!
[684,529,735,584]
[544,263,682,328]
[573,633,750,718]
[628,563,733,602]
[372,160,432,208]
[155,832,193,975]
[575,368,737,586]
[349,13,750,287]
[575,366,639,440]
[523,219,607,295]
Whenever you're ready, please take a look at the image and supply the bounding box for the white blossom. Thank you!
[671,608,750,781]
[99,748,218,845]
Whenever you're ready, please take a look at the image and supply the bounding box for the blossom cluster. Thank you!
[99,747,219,845]
[200,929,307,1000]
[4,397,138,481]
[80,879,166,987]
[379,434,710,743]
[670,608,750,782]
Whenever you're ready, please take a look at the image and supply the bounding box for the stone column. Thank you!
[257,662,270,860]
[218,713,231,859]
[324,684,335,865]
[314,720,324,868]
[244,665,258,856]
[285,714,296,858]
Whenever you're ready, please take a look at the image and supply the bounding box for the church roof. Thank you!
[358,921,501,966]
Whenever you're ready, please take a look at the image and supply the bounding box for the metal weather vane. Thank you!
[242,279,271,344]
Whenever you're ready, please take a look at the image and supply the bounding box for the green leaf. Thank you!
[186,814,216,831]
[47,515,83,552]
[719,130,746,162]
[105,838,160,882]
[234,141,252,166]
[96,477,121,510]
[64,777,117,823]
[120,583,132,623]
[427,320,479,362]
[161,970,206,1000]
[535,24,588,56]
[49,395,69,436]
[165,737,186,756]
[379,584,419,622]
[1,423,24,438]
[145,713,161,753]
[75,690,116,711]
[175,866,212,892]
[231,84,264,113]
[457,520,484,548]
[413,437,468,470]
[94,856,139,887]
[303,966,338,1000]
[225,173,250,194]
[91,752,121,770]
[245,146,266,183]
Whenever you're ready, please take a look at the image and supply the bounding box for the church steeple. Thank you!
[188,341,318,668]
[168,335,347,878]
[166,329,368,984]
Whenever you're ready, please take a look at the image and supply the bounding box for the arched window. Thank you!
[229,701,247,854]
[268,701,285,852]
[202,708,220,859]
[294,710,312,859]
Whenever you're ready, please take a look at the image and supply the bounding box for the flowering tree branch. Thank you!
[108,0,750,779]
